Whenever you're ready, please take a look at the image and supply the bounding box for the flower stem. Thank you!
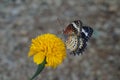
[30,58,46,80]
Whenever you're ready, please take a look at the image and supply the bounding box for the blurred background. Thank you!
[0,0,120,80]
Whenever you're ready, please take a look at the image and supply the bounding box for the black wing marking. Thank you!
[81,26,93,42]
[73,20,83,27]
[70,26,93,55]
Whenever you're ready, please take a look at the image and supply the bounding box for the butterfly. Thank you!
[63,20,93,55]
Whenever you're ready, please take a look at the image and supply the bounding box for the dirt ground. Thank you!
[0,0,120,80]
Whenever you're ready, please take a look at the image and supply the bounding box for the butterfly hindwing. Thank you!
[65,35,78,52]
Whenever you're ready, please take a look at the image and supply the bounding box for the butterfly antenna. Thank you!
[57,18,64,26]
[57,18,64,34]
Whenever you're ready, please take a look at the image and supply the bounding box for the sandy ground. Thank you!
[0,0,120,80]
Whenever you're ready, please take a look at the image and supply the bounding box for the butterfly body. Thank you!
[63,20,93,55]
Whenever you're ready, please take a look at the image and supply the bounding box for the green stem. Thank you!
[30,58,46,80]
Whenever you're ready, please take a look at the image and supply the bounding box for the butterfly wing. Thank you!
[63,20,93,55]
[75,37,87,55]
[65,35,78,51]
[63,20,83,36]
[81,26,93,42]
[65,35,86,55]
[69,26,93,55]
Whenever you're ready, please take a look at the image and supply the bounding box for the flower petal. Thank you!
[33,53,45,65]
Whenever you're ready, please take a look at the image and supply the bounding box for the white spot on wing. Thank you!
[72,22,80,33]
[82,28,88,36]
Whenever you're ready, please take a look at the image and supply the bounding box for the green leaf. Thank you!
[30,58,46,80]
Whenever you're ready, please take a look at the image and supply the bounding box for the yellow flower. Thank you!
[28,33,66,68]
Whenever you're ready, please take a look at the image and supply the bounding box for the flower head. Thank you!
[28,33,66,68]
